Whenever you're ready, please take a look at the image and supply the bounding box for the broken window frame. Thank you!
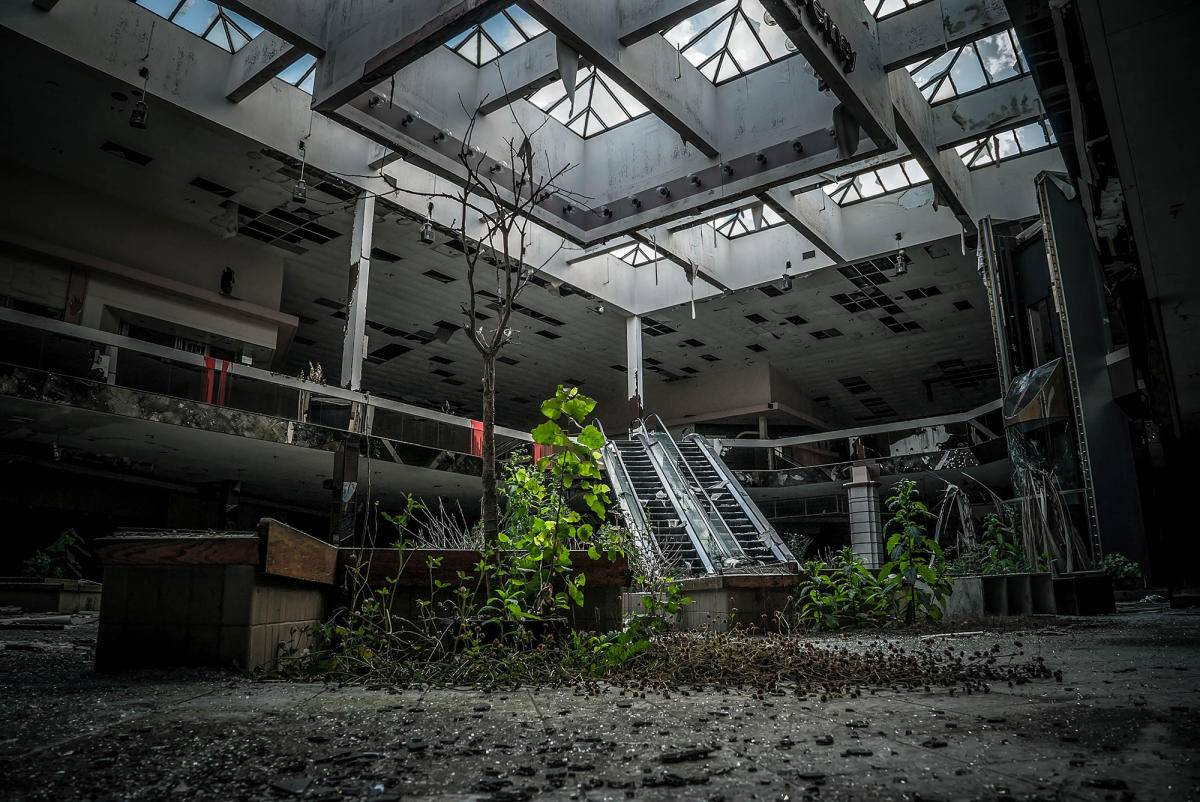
[443,5,547,67]
[955,119,1057,169]
[822,158,931,206]
[906,28,1029,105]
[663,0,802,86]
[527,66,651,138]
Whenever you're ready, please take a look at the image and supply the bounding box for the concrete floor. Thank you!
[1,607,1198,801]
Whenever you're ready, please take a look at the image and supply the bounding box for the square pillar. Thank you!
[340,194,374,391]
[625,314,643,432]
[844,464,884,569]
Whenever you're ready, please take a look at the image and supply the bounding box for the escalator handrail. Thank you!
[639,415,746,563]
[593,419,666,565]
[684,432,794,563]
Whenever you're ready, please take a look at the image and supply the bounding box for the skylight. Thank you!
[133,0,263,53]
[277,53,317,94]
[528,67,650,138]
[612,242,664,267]
[709,204,785,239]
[956,121,1057,168]
[822,159,930,205]
[663,0,799,84]
[865,0,933,19]
[906,29,1028,104]
[443,5,546,67]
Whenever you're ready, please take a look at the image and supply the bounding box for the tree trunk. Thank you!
[481,352,500,542]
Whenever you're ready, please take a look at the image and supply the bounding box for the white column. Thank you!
[340,194,374,391]
[626,314,644,431]
[845,464,884,569]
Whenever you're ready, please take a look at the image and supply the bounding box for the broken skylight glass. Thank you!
[277,53,317,94]
[955,120,1056,168]
[709,204,785,239]
[822,159,930,206]
[663,0,801,84]
[527,66,650,138]
[612,242,664,267]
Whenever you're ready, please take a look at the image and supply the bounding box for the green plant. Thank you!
[23,529,88,579]
[1101,553,1143,589]
[796,547,890,630]
[477,385,616,622]
[880,480,953,625]
[785,533,813,562]
[582,578,690,673]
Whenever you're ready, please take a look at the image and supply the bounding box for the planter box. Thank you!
[942,573,1057,619]
[1053,571,1116,615]
[94,519,336,672]
[671,572,800,633]
[0,577,102,613]
[338,548,629,633]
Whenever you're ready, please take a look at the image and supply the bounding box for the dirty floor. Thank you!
[1,606,1198,801]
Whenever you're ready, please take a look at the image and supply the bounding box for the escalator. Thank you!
[601,415,793,574]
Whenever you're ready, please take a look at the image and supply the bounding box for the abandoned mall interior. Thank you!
[2,0,1199,799]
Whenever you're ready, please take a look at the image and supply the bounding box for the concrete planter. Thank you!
[0,577,102,613]
[1053,571,1116,615]
[670,572,800,632]
[942,573,1057,619]
[339,548,629,633]
[94,520,337,672]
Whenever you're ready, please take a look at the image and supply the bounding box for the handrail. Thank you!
[639,414,745,564]
[594,419,663,564]
[685,432,794,563]
[0,307,532,442]
[713,399,1002,450]
[627,419,717,574]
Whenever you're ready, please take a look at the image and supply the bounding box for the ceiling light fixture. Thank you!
[777,260,793,292]
[894,232,908,276]
[293,139,308,204]
[130,67,150,129]
[420,201,435,244]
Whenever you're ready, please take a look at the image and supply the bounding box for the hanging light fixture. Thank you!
[130,67,150,129]
[293,139,308,204]
[420,201,435,244]
[894,232,908,277]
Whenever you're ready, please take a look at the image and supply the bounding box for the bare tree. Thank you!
[430,106,573,542]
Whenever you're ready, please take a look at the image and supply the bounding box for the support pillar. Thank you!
[626,314,643,433]
[340,194,374,391]
[331,194,372,543]
[844,464,884,569]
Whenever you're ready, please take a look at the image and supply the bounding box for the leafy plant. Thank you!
[785,533,813,562]
[23,529,88,579]
[880,479,953,625]
[796,547,890,630]
[947,512,1049,576]
[1101,553,1143,589]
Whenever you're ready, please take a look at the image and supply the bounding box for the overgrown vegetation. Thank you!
[793,480,953,630]
[947,511,1049,576]
[1101,552,1143,589]
[23,528,88,579]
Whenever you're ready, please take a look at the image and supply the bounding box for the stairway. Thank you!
[675,439,775,563]
[611,439,704,572]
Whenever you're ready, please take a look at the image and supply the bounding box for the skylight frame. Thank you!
[663,0,801,86]
[612,242,665,267]
[906,28,1029,105]
[527,66,651,138]
[955,120,1057,169]
[442,5,547,67]
[132,0,263,53]
[822,158,931,206]
[708,204,786,239]
[864,0,935,20]
[277,53,317,94]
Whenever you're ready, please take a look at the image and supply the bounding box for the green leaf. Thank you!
[531,420,567,446]
[541,397,563,420]
[576,424,605,450]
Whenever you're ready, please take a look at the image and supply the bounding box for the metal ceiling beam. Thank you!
[476,33,560,115]
[517,0,720,157]
[628,231,731,293]
[313,0,508,112]
[878,0,1010,72]
[218,0,327,55]
[758,189,844,263]
[889,70,977,232]
[931,73,1044,147]
[616,0,723,46]
[226,32,303,103]
[758,0,897,151]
